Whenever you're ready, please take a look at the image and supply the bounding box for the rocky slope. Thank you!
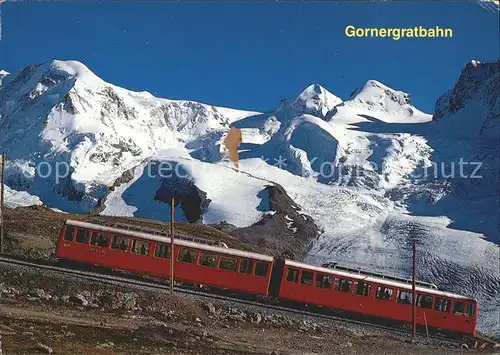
[433,60,499,139]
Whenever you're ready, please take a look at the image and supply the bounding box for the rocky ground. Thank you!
[1,207,498,354]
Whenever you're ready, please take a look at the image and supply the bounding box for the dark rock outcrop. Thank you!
[229,184,318,259]
[91,166,137,214]
[154,176,211,223]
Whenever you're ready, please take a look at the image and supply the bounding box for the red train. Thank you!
[55,220,478,336]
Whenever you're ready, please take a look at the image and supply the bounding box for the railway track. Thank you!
[0,255,478,345]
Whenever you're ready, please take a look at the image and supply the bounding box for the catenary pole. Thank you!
[412,240,417,340]
[170,197,175,295]
[0,152,5,255]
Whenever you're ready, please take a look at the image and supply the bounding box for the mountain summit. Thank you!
[290,84,342,118]
[346,79,424,118]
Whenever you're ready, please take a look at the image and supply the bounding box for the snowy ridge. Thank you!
[4,186,43,209]
[239,113,344,180]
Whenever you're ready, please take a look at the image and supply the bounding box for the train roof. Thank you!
[321,262,438,289]
[285,260,475,302]
[65,220,273,262]
[85,219,229,248]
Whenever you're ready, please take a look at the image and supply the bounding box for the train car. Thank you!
[55,220,274,296]
[278,260,477,335]
[54,219,478,336]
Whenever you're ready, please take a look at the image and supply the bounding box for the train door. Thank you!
[432,297,451,329]
[55,224,76,258]
[463,301,476,332]
[450,299,476,333]
[268,257,284,299]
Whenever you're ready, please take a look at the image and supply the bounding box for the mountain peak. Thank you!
[42,59,104,87]
[291,84,342,118]
[0,60,104,110]
[49,59,96,75]
[351,79,411,106]
[345,79,424,117]
[469,59,481,67]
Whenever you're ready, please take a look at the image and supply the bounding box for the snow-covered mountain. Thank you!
[1,59,499,337]
[290,84,342,118]
[345,79,431,119]
[0,60,257,212]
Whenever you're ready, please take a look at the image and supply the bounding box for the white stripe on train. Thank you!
[285,260,475,301]
[66,220,274,262]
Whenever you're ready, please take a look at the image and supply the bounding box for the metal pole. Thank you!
[423,312,429,343]
[0,152,5,255]
[170,196,175,295]
[412,240,417,340]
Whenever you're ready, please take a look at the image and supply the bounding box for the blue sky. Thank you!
[1,1,498,113]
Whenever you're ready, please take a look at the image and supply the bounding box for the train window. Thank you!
[155,243,171,259]
[90,232,110,247]
[301,271,313,285]
[465,303,474,317]
[375,286,393,301]
[434,297,450,312]
[315,274,333,289]
[199,253,217,268]
[239,259,254,274]
[75,229,89,244]
[219,257,237,271]
[453,301,465,315]
[397,290,413,305]
[286,268,299,283]
[64,227,74,241]
[417,294,433,309]
[255,262,269,277]
[353,281,371,296]
[178,248,196,263]
[132,240,150,256]
[334,278,352,292]
[111,236,130,251]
